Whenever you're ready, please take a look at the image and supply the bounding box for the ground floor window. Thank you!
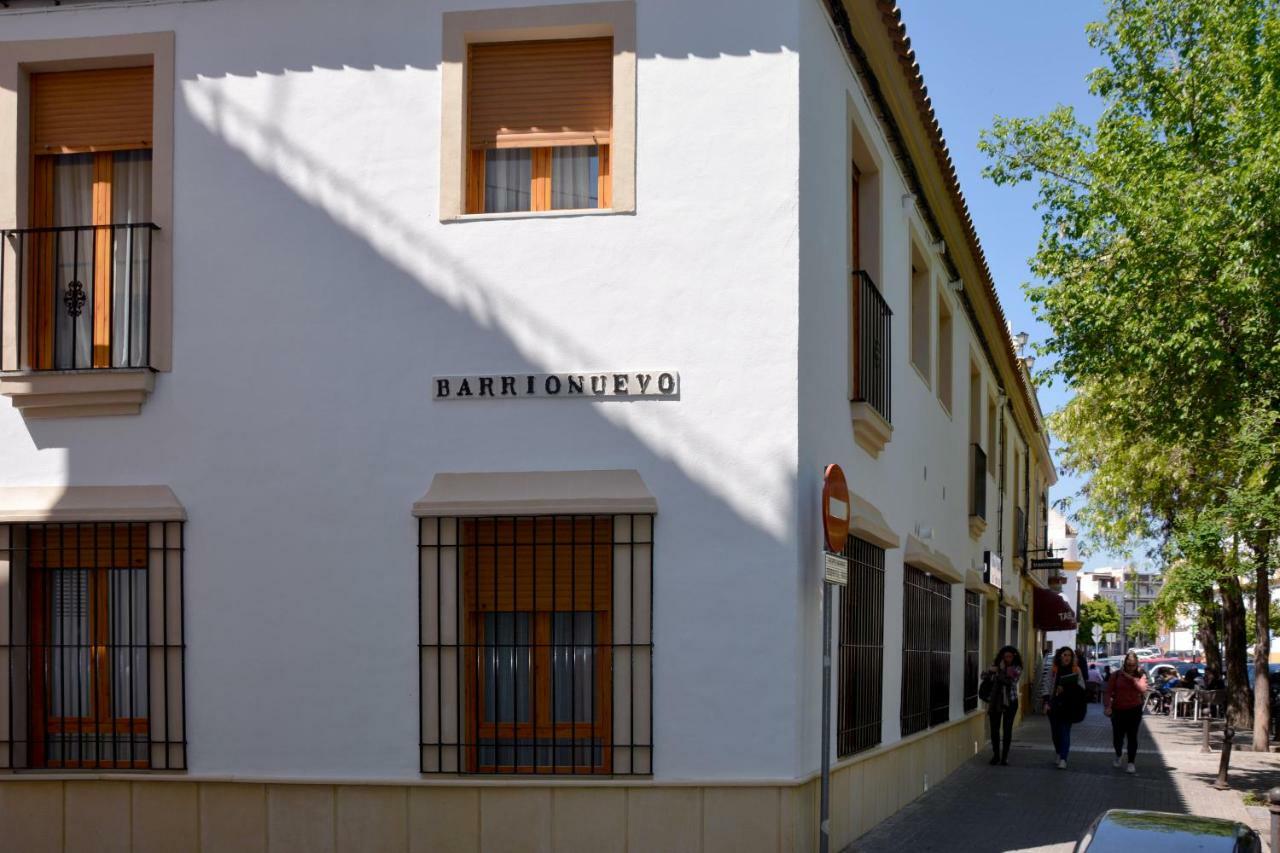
[1011,609,1021,653]
[998,605,1008,649]
[419,514,652,775]
[0,521,185,770]
[963,592,981,712]
[901,565,951,737]
[837,536,885,758]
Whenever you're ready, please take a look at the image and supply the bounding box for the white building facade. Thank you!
[0,1,1054,850]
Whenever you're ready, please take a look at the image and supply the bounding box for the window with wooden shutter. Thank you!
[23,66,155,370]
[465,38,613,213]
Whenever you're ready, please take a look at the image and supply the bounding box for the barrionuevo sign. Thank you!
[434,371,679,400]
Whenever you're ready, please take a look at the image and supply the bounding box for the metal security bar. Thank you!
[419,514,653,775]
[0,224,158,372]
[850,270,892,424]
[900,565,951,737]
[0,522,186,770]
[963,592,981,712]
[837,536,885,758]
[970,444,987,521]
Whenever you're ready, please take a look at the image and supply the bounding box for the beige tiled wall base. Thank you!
[0,715,988,853]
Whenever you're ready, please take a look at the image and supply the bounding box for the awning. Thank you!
[1033,585,1077,630]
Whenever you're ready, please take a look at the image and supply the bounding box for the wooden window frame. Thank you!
[458,516,614,775]
[27,524,149,769]
[440,3,636,220]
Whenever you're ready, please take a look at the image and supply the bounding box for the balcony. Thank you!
[968,443,987,538]
[1,223,158,417]
[1014,506,1028,562]
[850,270,893,457]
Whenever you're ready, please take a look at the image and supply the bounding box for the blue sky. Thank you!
[899,1,1126,568]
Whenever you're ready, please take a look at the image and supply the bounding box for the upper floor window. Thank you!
[909,263,931,383]
[936,290,953,413]
[24,67,156,371]
[465,38,612,214]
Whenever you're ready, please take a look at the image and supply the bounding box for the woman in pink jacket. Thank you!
[1104,651,1149,774]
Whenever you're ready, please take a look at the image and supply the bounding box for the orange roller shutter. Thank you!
[468,38,612,149]
[31,66,154,154]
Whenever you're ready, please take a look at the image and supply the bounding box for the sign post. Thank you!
[820,465,850,853]
[1091,624,1103,660]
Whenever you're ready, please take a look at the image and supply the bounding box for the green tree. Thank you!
[1078,597,1122,648]
[980,0,1280,741]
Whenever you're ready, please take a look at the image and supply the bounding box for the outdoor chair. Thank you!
[1171,687,1196,718]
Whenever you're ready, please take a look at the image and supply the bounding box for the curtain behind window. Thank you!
[111,150,152,367]
[52,155,93,369]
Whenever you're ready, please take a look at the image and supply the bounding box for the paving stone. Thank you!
[849,703,1280,853]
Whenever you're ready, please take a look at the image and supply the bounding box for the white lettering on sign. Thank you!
[434,371,679,400]
[828,497,849,522]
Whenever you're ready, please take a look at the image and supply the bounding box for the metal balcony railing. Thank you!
[1015,507,1028,560]
[1,223,158,372]
[969,444,987,520]
[850,270,892,424]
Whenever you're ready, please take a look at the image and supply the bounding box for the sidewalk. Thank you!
[850,702,1280,852]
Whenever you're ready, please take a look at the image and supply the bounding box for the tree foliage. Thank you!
[1078,596,1122,647]
[980,0,1280,737]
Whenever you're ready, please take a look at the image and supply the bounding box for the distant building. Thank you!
[1043,509,1082,655]
[1079,566,1165,653]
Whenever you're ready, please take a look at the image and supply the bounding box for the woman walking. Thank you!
[984,645,1022,765]
[1042,646,1086,769]
[1104,651,1148,774]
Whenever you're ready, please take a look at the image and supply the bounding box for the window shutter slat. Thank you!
[31,67,154,154]
[468,38,612,149]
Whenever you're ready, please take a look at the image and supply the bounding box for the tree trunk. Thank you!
[1220,571,1251,729]
[1198,599,1222,675]
[1252,545,1271,752]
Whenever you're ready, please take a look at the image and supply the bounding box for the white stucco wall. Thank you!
[0,0,803,780]
[797,0,1016,773]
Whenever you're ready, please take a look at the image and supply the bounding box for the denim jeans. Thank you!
[1049,713,1073,760]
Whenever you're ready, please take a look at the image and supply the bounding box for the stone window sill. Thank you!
[0,368,155,418]
[851,400,893,457]
[968,514,988,540]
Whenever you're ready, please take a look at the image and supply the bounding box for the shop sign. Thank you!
[984,550,1002,589]
[434,371,679,400]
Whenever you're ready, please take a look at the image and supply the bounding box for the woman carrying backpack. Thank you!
[1042,646,1086,769]
[1104,651,1149,774]
[982,645,1023,765]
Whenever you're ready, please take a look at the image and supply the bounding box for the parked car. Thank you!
[1075,810,1260,853]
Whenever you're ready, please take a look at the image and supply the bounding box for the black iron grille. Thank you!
[970,444,987,520]
[0,522,186,770]
[850,270,893,424]
[418,514,653,775]
[1,224,157,372]
[900,565,951,737]
[963,591,981,712]
[837,536,885,758]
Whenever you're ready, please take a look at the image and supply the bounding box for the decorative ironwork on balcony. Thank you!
[1,223,158,373]
[850,270,892,424]
[969,444,987,521]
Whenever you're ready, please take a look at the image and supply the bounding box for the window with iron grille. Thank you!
[836,536,884,758]
[900,565,951,737]
[998,605,1008,648]
[963,592,981,712]
[0,522,186,770]
[1011,609,1021,652]
[418,514,652,775]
